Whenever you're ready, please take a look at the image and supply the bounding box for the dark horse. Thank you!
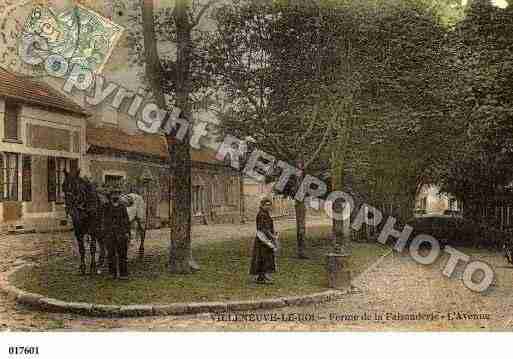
[63,170,107,275]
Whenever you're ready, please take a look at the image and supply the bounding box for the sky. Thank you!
[461,0,509,8]
[492,0,509,8]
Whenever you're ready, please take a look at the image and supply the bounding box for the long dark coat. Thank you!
[103,202,130,241]
[249,208,277,275]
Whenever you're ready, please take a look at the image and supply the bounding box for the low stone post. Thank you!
[326,253,351,289]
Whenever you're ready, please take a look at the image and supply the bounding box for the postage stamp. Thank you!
[0,0,40,76]
[0,0,123,76]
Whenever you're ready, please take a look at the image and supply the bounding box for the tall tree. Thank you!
[209,1,332,258]
[336,1,452,218]
[318,0,451,238]
[140,0,218,273]
[210,0,452,252]
[436,0,513,220]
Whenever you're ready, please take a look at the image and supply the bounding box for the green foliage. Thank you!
[125,1,217,108]
[208,1,334,175]
[332,1,451,208]
[127,0,513,221]
[209,0,457,213]
[435,0,513,212]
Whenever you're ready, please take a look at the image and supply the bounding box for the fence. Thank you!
[351,202,413,242]
[478,206,513,231]
[349,202,513,249]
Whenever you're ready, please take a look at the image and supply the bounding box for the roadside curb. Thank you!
[0,265,349,318]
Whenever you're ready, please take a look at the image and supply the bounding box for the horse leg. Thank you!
[77,234,86,275]
[72,216,86,275]
[98,236,106,272]
[89,234,97,275]
[137,219,145,259]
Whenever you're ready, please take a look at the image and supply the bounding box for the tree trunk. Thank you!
[168,0,196,273]
[295,199,307,258]
[141,0,196,273]
[239,174,245,223]
[331,153,347,252]
[168,137,194,273]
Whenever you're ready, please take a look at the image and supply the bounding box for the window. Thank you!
[56,158,75,203]
[224,179,230,204]
[224,177,237,205]
[211,178,224,206]
[160,174,170,201]
[48,157,77,203]
[4,102,20,140]
[48,157,56,202]
[22,155,31,201]
[104,174,125,187]
[449,198,457,211]
[103,171,126,187]
[419,197,427,210]
[0,156,2,200]
[1,153,19,201]
[192,185,204,215]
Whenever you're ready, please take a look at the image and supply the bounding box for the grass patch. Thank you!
[11,226,388,305]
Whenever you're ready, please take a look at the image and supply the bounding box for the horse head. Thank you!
[63,170,96,214]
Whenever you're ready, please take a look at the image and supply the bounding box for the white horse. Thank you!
[121,193,147,258]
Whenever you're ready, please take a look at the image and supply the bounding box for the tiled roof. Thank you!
[0,68,89,116]
[86,126,222,165]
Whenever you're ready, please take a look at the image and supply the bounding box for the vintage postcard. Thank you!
[0,0,512,355]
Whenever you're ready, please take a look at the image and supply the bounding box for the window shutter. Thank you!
[48,157,56,202]
[0,155,3,201]
[224,179,230,204]
[70,159,78,174]
[4,102,19,140]
[22,155,31,201]
[6,153,18,201]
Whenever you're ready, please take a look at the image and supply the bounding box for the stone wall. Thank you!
[416,185,460,215]
[88,155,242,227]
[0,100,86,222]
[242,180,327,221]
[24,155,51,214]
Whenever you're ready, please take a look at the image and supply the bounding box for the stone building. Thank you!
[416,185,460,215]
[0,69,88,223]
[0,1,244,229]
[243,178,294,220]
[86,125,242,226]
[0,69,242,227]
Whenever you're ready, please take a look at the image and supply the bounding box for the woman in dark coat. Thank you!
[104,188,131,280]
[250,197,278,284]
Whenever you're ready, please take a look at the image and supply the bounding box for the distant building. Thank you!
[416,185,460,215]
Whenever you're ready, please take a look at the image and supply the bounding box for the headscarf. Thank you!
[260,197,272,207]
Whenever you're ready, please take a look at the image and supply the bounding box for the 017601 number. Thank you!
[8,346,39,356]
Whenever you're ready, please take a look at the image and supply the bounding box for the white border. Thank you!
[0,333,511,359]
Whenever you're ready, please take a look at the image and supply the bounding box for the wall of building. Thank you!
[243,179,295,220]
[0,99,87,222]
[27,155,51,214]
[200,170,241,225]
[416,185,460,215]
[88,154,242,226]
[88,155,166,226]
